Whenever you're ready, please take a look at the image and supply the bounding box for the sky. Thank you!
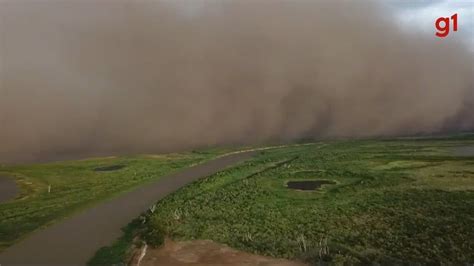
[175,0,474,51]
[386,0,474,50]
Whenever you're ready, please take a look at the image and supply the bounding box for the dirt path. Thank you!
[0,176,18,203]
[136,239,306,266]
[0,151,257,265]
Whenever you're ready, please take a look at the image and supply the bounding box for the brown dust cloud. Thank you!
[0,1,473,163]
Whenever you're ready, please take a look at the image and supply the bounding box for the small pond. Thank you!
[94,165,126,172]
[286,180,336,191]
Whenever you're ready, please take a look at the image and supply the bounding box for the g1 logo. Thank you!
[435,13,458,38]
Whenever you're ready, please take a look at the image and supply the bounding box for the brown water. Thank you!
[0,176,18,203]
[452,146,474,156]
[0,151,257,265]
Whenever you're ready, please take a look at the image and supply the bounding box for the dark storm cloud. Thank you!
[0,0,473,163]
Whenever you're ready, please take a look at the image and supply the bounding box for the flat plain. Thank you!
[0,149,230,251]
[1,135,473,265]
[129,136,474,265]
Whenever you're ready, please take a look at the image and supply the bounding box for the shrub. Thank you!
[141,218,166,247]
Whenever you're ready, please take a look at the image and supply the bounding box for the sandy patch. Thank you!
[133,239,306,266]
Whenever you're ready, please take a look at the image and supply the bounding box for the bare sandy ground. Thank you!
[0,151,256,265]
[135,239,306,266]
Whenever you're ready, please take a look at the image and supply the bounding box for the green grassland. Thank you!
[0,149,228,250]
[137,137,474,264]
[2,136,474,264]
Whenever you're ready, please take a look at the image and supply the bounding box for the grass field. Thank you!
[2,136,474,264]
[0,149,229,251]
[122,136,474,265]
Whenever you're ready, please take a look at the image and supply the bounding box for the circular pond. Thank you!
[286,180,335,191]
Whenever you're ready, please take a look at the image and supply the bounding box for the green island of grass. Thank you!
[2,136,474,265]
[103,136,474,265]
